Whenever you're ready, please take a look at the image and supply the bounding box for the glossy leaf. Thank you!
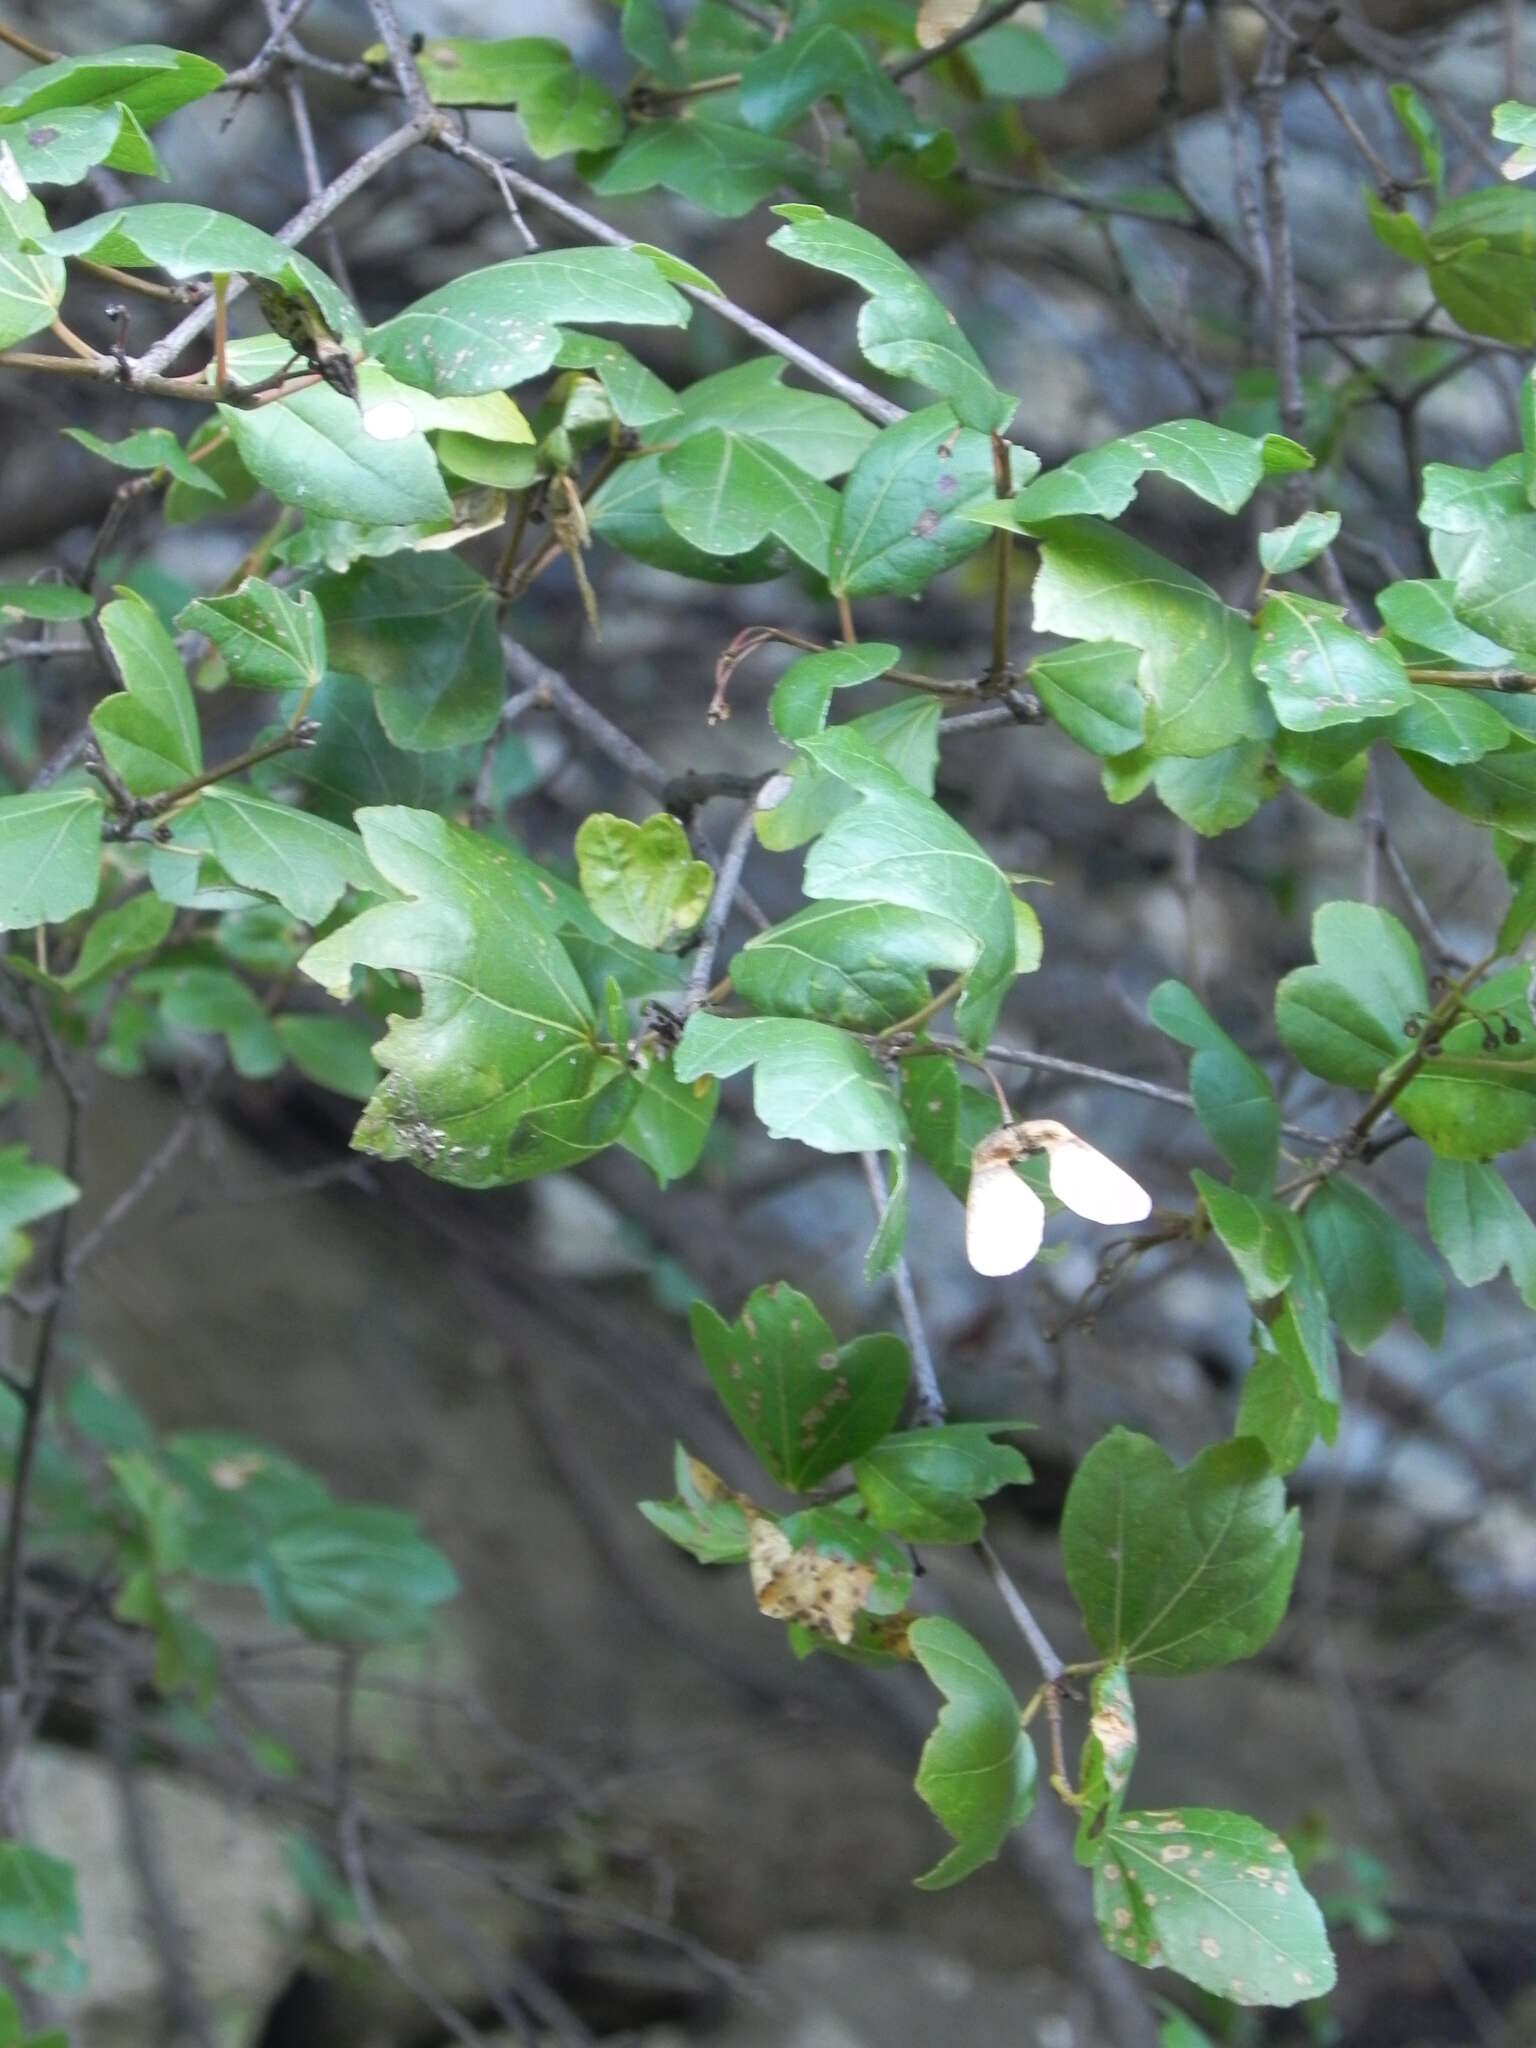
[1030,641,1145,757]
[0,788,103,928]
[1274,901,1425,1089]
[733,900,977,1030]
[197,786,378,924]
[94,592,202,795]
[178,578,326,692]
[0,43,224,129]
[586,116,834,220]
[674,1013,905,1153]
[1259,509,1341,574]
[0,102,159,185]
[1148,981,1279,1192]
[401,36,623,155]
[661,426,839,572]
[1062,1428,1301,1674]
[367,248,689,397]
[770,642,901,741]
[691,1282,910,1489]
[802,779,1017,1048]
[981,420,1307,527]
[1253,594,1413,731]
[1033,520,1268,759]
[0,165,63,348]
[300,808,603,1188]
[1092,1808,1335,2006]
[218,384,450,527]
[831,405,1034,597]
[854,1423,1031,1542]
[769,207,1014,431]
[909,1616,1036,1888]
[65,426,221,497]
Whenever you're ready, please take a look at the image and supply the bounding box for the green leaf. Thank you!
[1390,82,1444,196]
[0,581,93,621]
[217,384,452,527]
[801,780,1017,1047]
[585,115,835,220]
[0,1842,80,1962]
[1425,1156,1536,1302]
[1378,577,1516,668]
[733,900,977,1030]
[1236,1342,1323,1477]
[41,204,352,337]
[1195,1174,1295,1300]
[984,420,1297,527]
[1388,686,1512,764]
[1303,1178,1444,1350]
[177,578,326,691]
[1259,509,1341,575]
[0,787,103,928]
[770,642,900,741]
[316,554,502,749]
[639,1444,751,1563]
[665,356,877,480]
[554,330,680,429]
[1092,1808,1335,2006]
[367,247,689,397]
[1,102,160,186]
[1147,981,1278,1192]
[590,453,790,583]
[1402,734,1536,838]
[1422,187,1536,344]
[268,1505,458,1643]
[740,23,929,163]
[54,892,174,991]
[1274,900,1426,1089]
[661,426,839,572]
[1062,1428,1301,1674]
[854,1422,1031,1542]
[1030,641,1145,757]
[1253,593,1413,731]
[673,1013,905,1153]
[691,1282,911,1489]
[300,808,604,1187]
[152,964,283,1077]
[94,591,202,796]
[1032,520,1268,759]
[831,404,1033,597]
[0,43,224,130]
[197,787,378,925]
[963,23,1068,97]
[64,426,220,496]
[756,698,942,852]
[1153,742,1273,836]
[403,36,623,155]
[0,163,63,348]
[275,673,464,824]
[622,0,686,82]
[0,1145,79,1292]
[575,812,713,949]
[769,207,1014,432]
[274,1013,380,1100]
[901,1052,1001,1200]
[908,1616,1036,1888]
[620,1053,718,1185]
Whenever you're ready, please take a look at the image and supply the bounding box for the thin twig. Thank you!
[686,805,758,1010]
[859,1155,946,1427]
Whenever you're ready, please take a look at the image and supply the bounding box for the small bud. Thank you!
[1403,1015,1422,1037]
[1505,1020,1522,1045]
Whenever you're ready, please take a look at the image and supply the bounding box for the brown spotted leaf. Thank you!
[691,1283,910,1491]
[1092,1808,1336,2007]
